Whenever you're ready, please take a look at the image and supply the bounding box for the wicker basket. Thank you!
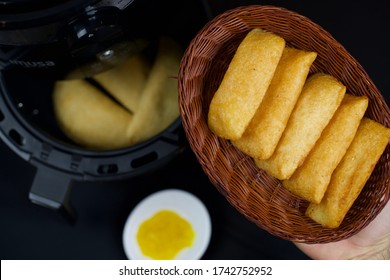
[178,5,390,243]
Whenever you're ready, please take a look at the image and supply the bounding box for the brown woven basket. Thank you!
[178,5,390,243]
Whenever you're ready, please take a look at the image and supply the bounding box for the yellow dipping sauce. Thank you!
[136,210,195,260]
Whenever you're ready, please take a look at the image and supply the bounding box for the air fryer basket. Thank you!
[0,69,185,223]
[0,0,212,222]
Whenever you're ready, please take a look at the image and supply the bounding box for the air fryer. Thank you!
[0,0,212,222]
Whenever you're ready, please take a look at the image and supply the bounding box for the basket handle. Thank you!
[29,164,76,224]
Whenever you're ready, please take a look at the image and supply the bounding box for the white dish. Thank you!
[122,188,212,260]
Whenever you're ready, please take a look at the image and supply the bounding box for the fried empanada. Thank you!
[208,28,285,140]
[283,94,368,203]
[255,73,345,180]
[306,118,390,228]
[233,47,317,159]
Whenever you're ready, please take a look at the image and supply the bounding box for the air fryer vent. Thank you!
[131,151,158,168]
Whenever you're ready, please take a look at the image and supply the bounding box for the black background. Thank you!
[1,0,389,260]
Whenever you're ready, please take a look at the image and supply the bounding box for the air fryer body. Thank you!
[0,0,211,221]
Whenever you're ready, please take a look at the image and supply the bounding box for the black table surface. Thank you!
[1,0,389,260]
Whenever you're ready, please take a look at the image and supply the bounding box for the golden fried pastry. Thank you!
[208,28,285,140]
[233,47,317,159]
[306,118,390,228]
[255,73,346,180]
[53,79,133,150]
[282,94,368,203]
[94,54,150,113]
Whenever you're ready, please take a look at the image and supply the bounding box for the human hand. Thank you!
[294,200,390,259]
